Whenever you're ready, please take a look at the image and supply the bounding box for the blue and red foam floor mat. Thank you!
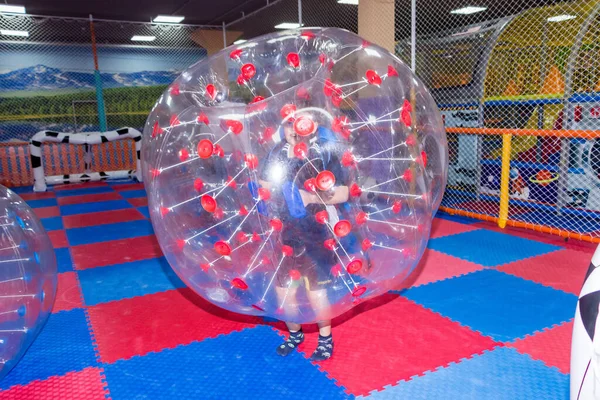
[2,180,592,399]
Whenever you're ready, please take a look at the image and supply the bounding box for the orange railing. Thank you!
[0,140,137,187]
[444,126,600,243]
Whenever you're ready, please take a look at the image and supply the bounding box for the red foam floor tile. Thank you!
[508,320,572,373]
[409,249,484,287]
[19,192,56,200]
[52,272,83,313]
[430,218,478,239]
[53,182,108,191]
[127,197,148,207]
[498,249,590,295]
[62,208,145,229]
[57,192,123,206]
[272,294,499,396]
[114,183,145,191]
[0,367,108,399]
[87,288,262,363]
[49,230,69,248]
[71,234,163,270]
[33,206,60,219]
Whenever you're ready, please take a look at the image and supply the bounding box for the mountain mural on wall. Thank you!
[0,65,180,92]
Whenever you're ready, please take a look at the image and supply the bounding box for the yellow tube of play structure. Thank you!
[498,133,512,229]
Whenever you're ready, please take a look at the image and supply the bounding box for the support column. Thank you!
[358,0,395,53]
[191,28,243,55]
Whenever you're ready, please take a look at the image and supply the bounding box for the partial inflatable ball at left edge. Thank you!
[0,185,57,381]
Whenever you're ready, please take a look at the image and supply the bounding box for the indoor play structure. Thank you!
[143,27,447,323]
[0,0,598,398]
[0,185,56,380]
[398,0,600,241]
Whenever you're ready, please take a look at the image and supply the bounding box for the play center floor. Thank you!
[0,180,590,399]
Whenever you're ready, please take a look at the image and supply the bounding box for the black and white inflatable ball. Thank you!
[571,246,600,400]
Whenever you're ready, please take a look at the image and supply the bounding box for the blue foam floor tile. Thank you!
[402,269,577,342]
[59,199,132,216]
[55,248,73,273]
[78,257,185,306]
[54,186,114,197]
[108,179,138,185]
[66,219,154,246]
[427,228,562,267]
[25,198,57,208]
[9,186,34,194]
[363,347,568,400]
[138,206,150,218]
[0,309,97,390]
[118,189,146,198]
[434,211,480,225]
[103,325,351,400]
[40,216,63,231]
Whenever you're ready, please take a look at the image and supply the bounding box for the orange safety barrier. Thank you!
[440,206,600,244]
[445,126,600,139]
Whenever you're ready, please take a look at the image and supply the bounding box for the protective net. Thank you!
[3,0,600,242]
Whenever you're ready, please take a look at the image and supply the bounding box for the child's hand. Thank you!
[299,190,317,206]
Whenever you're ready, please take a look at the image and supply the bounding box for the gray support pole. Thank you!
[298,0,302,27]
[222,21,227,48]
[411,0,416,71]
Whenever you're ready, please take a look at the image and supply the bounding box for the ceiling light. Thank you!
[338,0,359,4]
[547,14,576,22]
[0,4,26,14]
[450,6,487,15]
[274,22,302,29]
[131,35,156,42]
[0,29,28,37]
[233,39,247,44]
[153,15,185,23]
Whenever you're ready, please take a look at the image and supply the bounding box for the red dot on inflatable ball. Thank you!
[201,195,217,213]
[294,142,308,159]
[270,218,283,231]
[293,116,315,136]
[231,278,248,290]
[241,63,256,80]
[214,241,231,256]
[316,170,336,191]
[347,259,363,274]
[334,220,352,237]
[197,139,214,159]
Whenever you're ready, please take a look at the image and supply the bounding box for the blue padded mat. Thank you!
[402,269,577,341]
[59,200,132,216]
[78,257,185,306]
[102,325,351,400]
[25,198,57,208]
[55,248,73,273]
[118,189,146,199]
[427,229,562,267]
[0,309,97,390]
[54,186,114,197]
[137,206,150,219]
[66,219,154,246]
[434,212,480,225]
[40,216,63,231]
[363,347,568,400]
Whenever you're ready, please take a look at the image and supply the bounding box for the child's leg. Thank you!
[275,286,304,356]
[308,290,334,361]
